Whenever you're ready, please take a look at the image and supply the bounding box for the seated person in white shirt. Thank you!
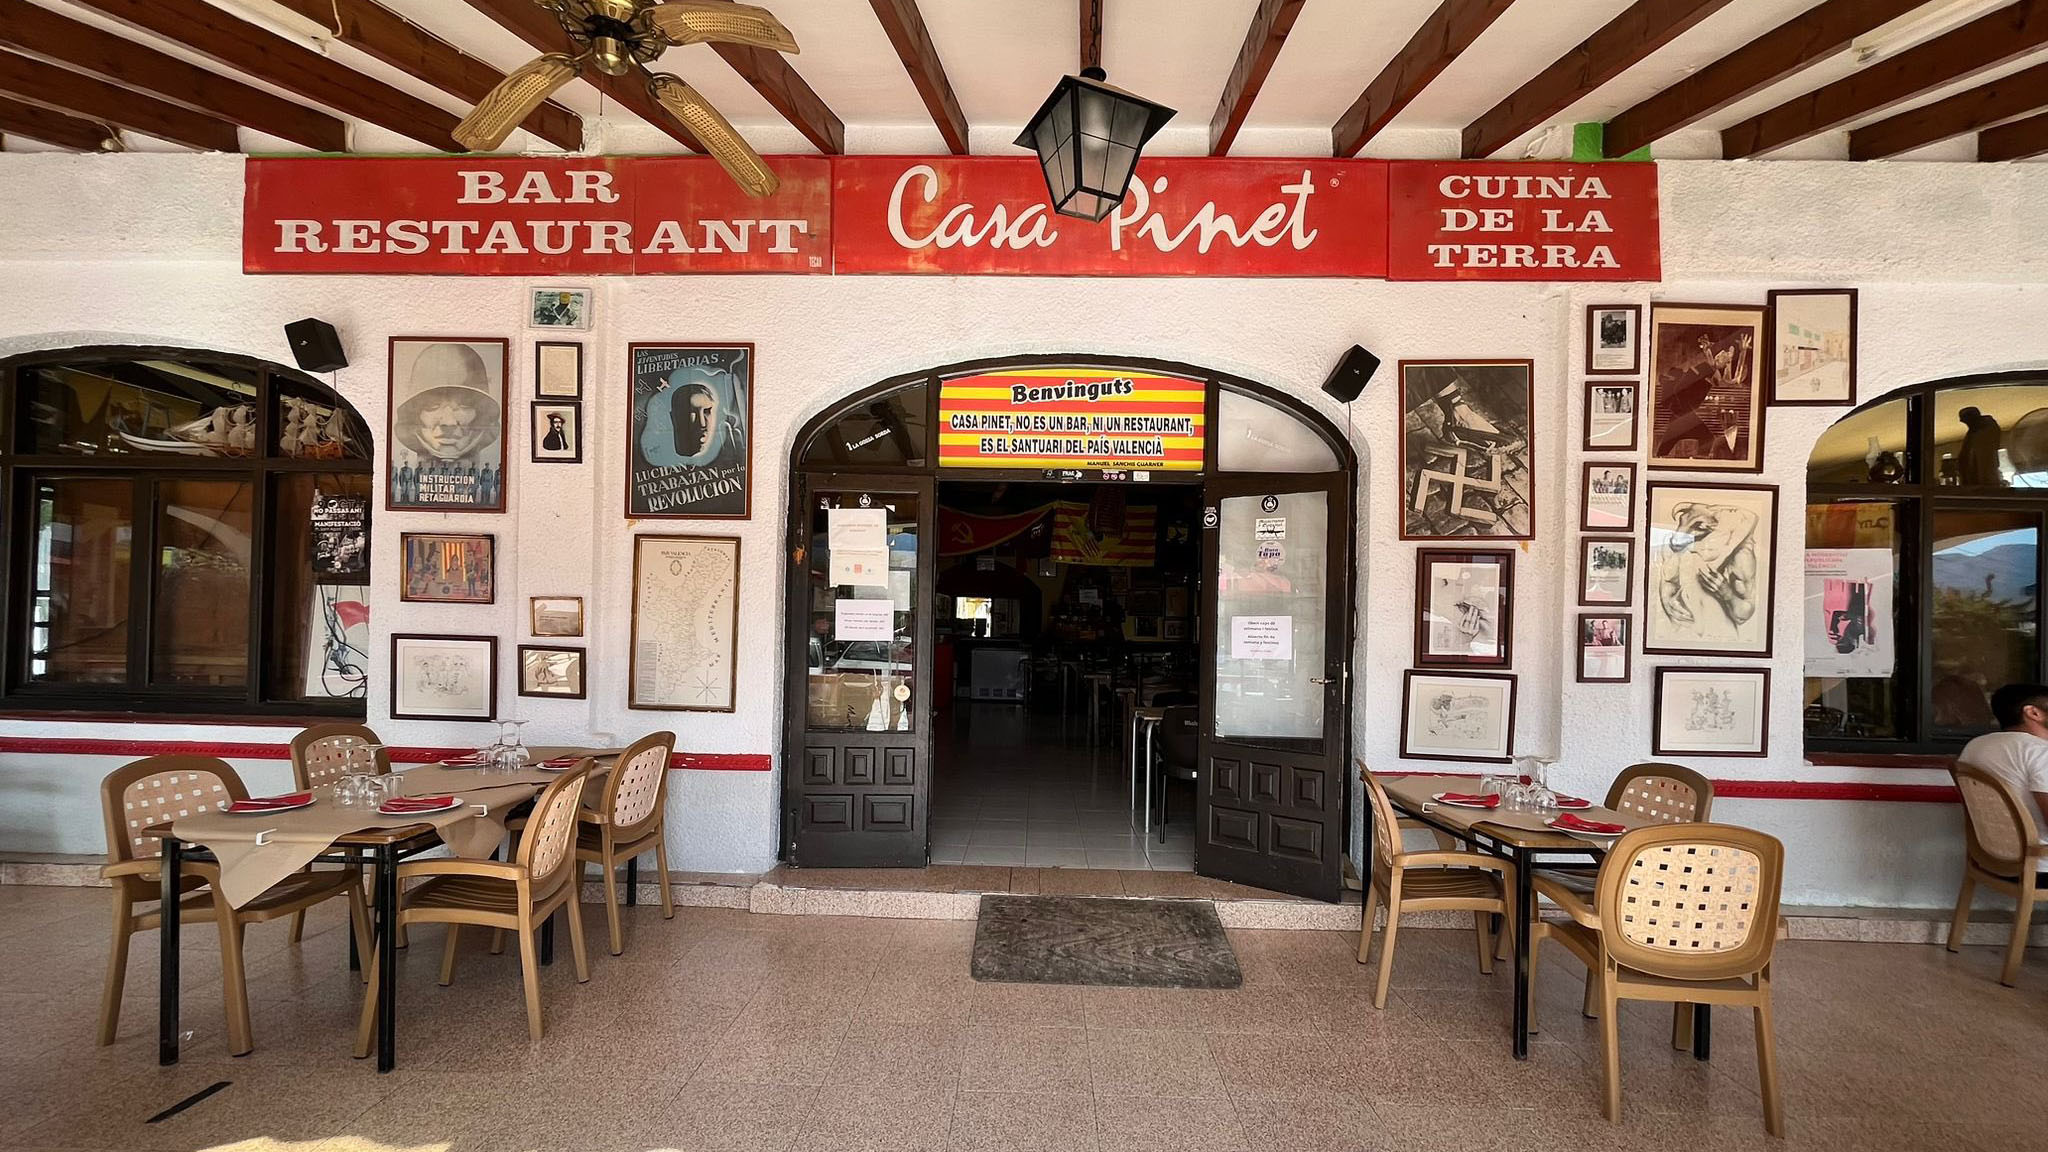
[1957,683,2048,842]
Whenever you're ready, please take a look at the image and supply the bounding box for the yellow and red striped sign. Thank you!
[938,368,1205,471]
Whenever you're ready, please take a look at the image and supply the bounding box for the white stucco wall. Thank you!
[0,153,2043,907]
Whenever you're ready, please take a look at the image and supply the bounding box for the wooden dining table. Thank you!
[147,745,626,1073]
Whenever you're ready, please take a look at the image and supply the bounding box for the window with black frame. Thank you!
[5,349,373,717]
[1806,374,2048,756]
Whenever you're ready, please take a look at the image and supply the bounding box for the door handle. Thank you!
[1309,677,1335,685]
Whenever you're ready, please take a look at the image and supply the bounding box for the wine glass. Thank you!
[498,719,531,774]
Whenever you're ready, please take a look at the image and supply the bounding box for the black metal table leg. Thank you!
[348,867,360,973]
[540,910,555,966]
[1692,1003,1711,1060]
[627,856,638,906]
[158,836,182,1066]
[374,845,399,1073]
[1512,847,1533,1060]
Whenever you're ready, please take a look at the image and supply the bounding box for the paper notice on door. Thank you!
[834,598,896,642]
[1229,615,1293,660]
[827,507,889,587]
[888,569,913,611]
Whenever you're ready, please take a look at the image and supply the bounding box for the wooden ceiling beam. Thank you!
[263,0,582,151]
[460,0,702,152]
[1463,0,1734,159]
[1724,1,2048,159]
[0,50,237,150]
[868,0,968,154]
[67,0,463,151]
[1210,0,1306,155]
[1604,0,1924,157]
[1333,0,1516,157]
[0,92,114,151]
[1081,0,1104,71]
[699,3,844,154]
[1979,106,2048,159]
[1849,59,2048,158]
[0,0,344,152]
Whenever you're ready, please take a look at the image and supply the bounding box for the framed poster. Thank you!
[1399,670,1517,764]
[1804,547,1894,679]
[1646,303,1766,473]
[528,287,592,330]
[518,645,586,699]
[1576,614,1631,683]
[531,401,582,463]
[1578,536,1635,607]
[1398,359,1534,540]
[1768,288,1857,406]
[627,343,753,519]
[398,532,494,604]
[1644,481,1780,657]
[1585,304,1641,375]
[390,634,497,721]
[1579,461,1637,532]
[1583,382,1638,452]
[309,489,369,582]
[534,341,583,399]
[386,337,508,512]
[1654,667,1770,757]
[530,596,585,637]
[630,534,741,711]
[1413,548,1513,668]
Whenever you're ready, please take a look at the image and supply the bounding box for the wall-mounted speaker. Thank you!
[1320,344,1380,403]
[284,318,347,373]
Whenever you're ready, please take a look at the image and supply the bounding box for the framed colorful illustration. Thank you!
[1768,288,1857,406]
[1646,303,1766,473]
[1643,481,1780,657]
[1576,614,1631,683]
[1413,549,1513,668]
[627,343,753,519]
[518,645,586,699]
[1654,667,1771,757]
[528,287,591,330]
[390,634,497,721]
[531,401,581,463]
[1399,670,1517,763]
[530,596,585,637]
[398,532,494,604]
[1583,381,1638,451]
[1580,461,1637,532]
[630,534,741,711]
[1585,304,1641,375]
[1398,359,1534,540]
[386,337,508,512]
[534,341,583,399]
[1578,536,1635,607]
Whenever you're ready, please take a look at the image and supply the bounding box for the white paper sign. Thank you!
[827,507,889,587]
[1230,615,1293,660]
[834,598,896,642]
[1804,548,1895,679]
[1255,517,1286,540]
[888,569,913,611]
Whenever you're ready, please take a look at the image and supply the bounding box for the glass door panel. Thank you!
[1212,489,1329,746]
[804,489,921,731]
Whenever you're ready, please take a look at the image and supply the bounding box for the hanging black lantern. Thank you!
[1014,67,1176,222]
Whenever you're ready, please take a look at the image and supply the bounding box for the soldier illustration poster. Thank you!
[386,338,508,511]
[627,343,752,519]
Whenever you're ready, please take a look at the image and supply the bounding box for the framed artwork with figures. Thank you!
[386,337,508,512]
[1654,667,1770,757]
[1585,304,1641,375]
[630,534,741,711]
[1646,303,1766,473]
[518,645,586,699]
[1767,288,1857,406]
[1579,462,1637,532]
[389,634,496,721]
[1583,382,1637,451]
[398,532,494,604]
[1400,670,1516,763]
[1643,481,1779,656]
[627,343,753,519]
[1397,360,1534,540]
[1413,549,1513,668]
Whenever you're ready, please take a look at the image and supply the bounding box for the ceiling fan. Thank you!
[454,0,799,196]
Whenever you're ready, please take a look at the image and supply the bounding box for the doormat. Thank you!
[970,895,1242,989]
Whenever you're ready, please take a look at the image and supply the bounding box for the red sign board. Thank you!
[832,157,1388,278]
[242,156,832,275]
[1386,161,1660,281]
[937,367,1206,470]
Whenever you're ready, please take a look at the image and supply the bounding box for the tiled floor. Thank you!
[4,882,2044,1151]
[931,702,1196,871]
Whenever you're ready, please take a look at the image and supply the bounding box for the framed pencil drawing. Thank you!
[1398,359,1534,540]
[390,634,496,721]
[1400,670,1517,763]
[1768,288,1857,406]
[1643,481,1780,657]
[1654,667,1771,757]
[1413,549,1513,668]
[518,645,586,699]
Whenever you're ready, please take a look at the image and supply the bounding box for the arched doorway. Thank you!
[785,356,1357,901]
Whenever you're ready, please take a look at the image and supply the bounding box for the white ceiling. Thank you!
[4,0,2046,161]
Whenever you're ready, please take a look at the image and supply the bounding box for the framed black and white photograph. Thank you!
[1576,614,1631,683]
[1398,359,1534,540]
[390,634,497,721]
[398,532,494,604]
[1413,549,1513,668]
[1768,288,1857,406]
[531,401,582,463]
[1583,381,1638,451]
[631,534,741,711]
[1579,536,1635,607]
[1644,481,1780,656]
[534,341,583,399]
[1654,667,1771,757]
[530,596,584,637]
[1586,304,1641,375]
[528,287,592,331]
[627,343,753,519]
[1580,461,1637,531]
[1647,303,1766,472]
[1399,670,1517,763]
[518,645,586,699]
[386,337,508,512]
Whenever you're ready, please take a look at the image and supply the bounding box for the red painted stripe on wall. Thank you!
[0,737,770,771]
[1382,771,1961,805]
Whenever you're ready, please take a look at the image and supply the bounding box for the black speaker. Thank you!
[284,318,347,373]
[1320,344,1380,403]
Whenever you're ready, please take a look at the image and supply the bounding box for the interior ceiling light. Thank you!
[1015,66,1176,223]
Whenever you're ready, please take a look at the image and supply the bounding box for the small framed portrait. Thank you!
[1398,359,1535,540]
[1580,462,1637,532]
[399,532,494,604]
[1586,304,1641,375]
[531,401,582,463]
[390,634,496,721]
[1576,614,1631,683]
[1654,667,1771,757]
[1647,302,1766,472]
[530,596,585,637]
[1400,670,1517,763]
[386,337,508,512]
[534,341,583,399]
[1767,288,1857,406]
[1583,382,1638,451]
[518,645,586,699]
[1413,549,1513,668]
[1643,481,1780,657]
[528,287,592,331]
[1578,536,1635,607]
[1162,618,1188,641]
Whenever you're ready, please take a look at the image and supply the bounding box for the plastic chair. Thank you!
[1152,706,1198,841]
[287,723,388,944]
[578,731,678,954]
[1947,761,2048,985]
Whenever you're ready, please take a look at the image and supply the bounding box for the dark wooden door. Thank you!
[784,473,936,867]
[1194,473,1352,901]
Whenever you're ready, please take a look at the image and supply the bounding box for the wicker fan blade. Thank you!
[454,53,580,151]
[648,75,780,197]
[646,2,799,53]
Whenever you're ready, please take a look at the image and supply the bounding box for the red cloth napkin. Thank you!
[379,795,457,813]
[440,752,487,765]
[1553,812,1626,835]
[224,792,312,813]
[540,756,581,768]
[1437,792,1500,808]
[1554,795,1592,810]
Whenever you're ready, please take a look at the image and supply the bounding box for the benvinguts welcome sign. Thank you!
[243,156,1658,281]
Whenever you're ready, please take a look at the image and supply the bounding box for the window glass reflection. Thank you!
[1931,384,2048,488]
[1931,508,2039,730]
